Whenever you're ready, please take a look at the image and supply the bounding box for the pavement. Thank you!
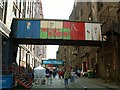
[31,77,65,88]
[30,76,120,90]
[80,77,120,89]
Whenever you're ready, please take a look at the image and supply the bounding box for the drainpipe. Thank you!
[101,30,107,82]
[19,47,21,71]
[0,34,1,75]
[69,46,70,67]
[111,20,117,84]
[112,20,119,85]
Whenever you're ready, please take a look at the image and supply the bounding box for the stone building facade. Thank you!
[1,0,47,73]
[57,1,120,82]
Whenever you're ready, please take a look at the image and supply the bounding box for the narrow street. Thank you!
[1,1,120,89]
[31,76,120,90]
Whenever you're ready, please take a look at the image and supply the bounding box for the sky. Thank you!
[41,0,75,59]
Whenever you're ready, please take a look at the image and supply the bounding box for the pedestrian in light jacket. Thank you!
[64,69,70,87]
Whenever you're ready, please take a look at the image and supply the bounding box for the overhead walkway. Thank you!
[10,18,105,46]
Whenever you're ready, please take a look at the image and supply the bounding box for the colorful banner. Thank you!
[17,19,102,41]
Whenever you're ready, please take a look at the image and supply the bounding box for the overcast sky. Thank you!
[41,0,74,59]
[41,0,74,19]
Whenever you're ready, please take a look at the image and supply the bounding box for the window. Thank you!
[118,2,120,21]
[15,0,18,6]
[27,1,29,15]
[19,2,21,18]
[97,2,103,12]
[3,1,7,24]
[0,1,3,20]
[0,1,8,23]
[87,2,91,8]
[117,9,120,34]
[81,9,83,17]
[23,2,26,18]
[13,5,17,17]
[31,2,34,18]
[74,46,77,50]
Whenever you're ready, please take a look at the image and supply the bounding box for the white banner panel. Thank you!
[48,21,56,28]
[41,21,48,28]
[92,23,102,41]
[55,21,63,29]
[85,23,92,40]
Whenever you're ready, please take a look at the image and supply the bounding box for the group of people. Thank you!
[58,68,81,87]
[64,68,81,87]
[58,69,64,79]
[45,67,81,87]
[45,68,57,85]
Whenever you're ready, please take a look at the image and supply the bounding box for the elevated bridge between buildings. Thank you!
[2,18,106,88]
[10,18,104,46]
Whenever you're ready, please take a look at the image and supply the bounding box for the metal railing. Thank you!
[1,64,33,85]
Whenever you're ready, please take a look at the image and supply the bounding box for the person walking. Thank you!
[49,69,53,84]
[45,68,51,85]
[61,70,64,79]
[77,69,81,78]
[58,69,61,79]
[46,71,50,85]
[64,69,70,87]
[52,69,56,78]
[70,69,76,83]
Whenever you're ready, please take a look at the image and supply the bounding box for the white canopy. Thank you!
[34,66,45,70]
[34,66,46,79]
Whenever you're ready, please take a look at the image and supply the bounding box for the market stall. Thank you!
[34,66,46,84]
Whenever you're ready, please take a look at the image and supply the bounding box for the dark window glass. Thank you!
[0,1,4,20]
[97,2,103,12]
[19,1,21,18]
[3,2,7,24]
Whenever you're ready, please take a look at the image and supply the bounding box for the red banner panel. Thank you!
[70,22,85,40]
[63,22,71,28]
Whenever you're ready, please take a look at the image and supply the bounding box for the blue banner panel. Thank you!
[17,20,25,38]
[17,20,40,38]
[42,60,64,65]
[0,75,13,88]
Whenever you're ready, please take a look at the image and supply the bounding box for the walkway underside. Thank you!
[12,38,103,46]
